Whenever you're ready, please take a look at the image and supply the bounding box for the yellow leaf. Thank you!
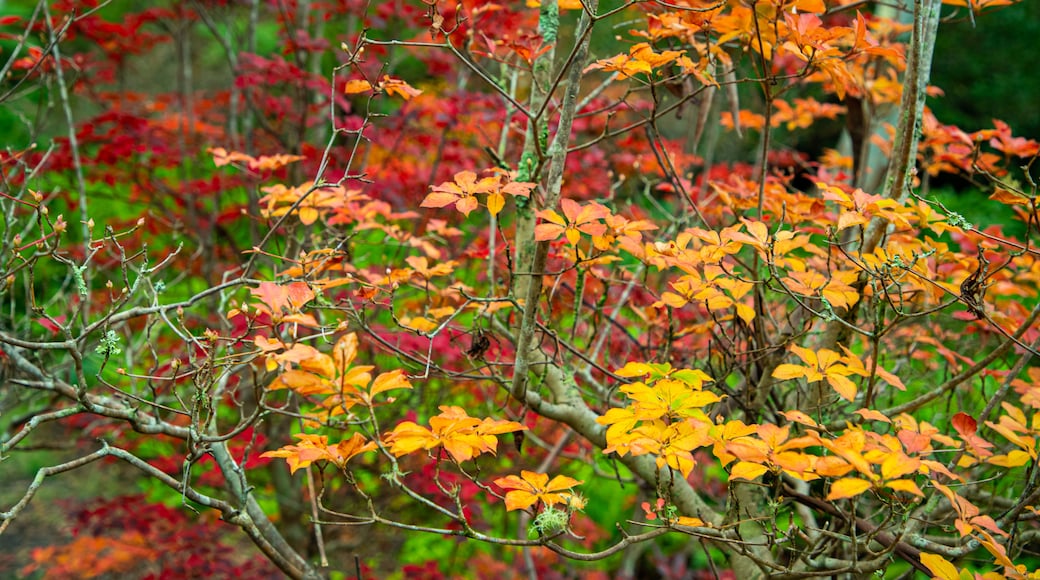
[837,210,868,231]
[773,364,807,380]
[853,408,892,423]
[334,333,359,372]
[487,192,505,217]
[920,552,961,580]
[299,353,335,378]
[385,421,437,456]
[494,470,583,511]
[780,410,818,428]
[885,478,925,497]
[735,302,756,323]
[988,450,1031,468]
[827,374,858,401]
[442,433,486,463]
[401,316,438,332]
[298,206,320,225]
[826,477,872,500]
[675,516,706,527]
[729,461,769,481]
[501,488,540,511]
[615,362,654,378]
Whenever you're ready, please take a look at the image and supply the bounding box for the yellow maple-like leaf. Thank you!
[494,470,583,511]
[262,434,327,474]
[385,407,525,462]
[385,421,438,456]
[598,406,641,444]
[710,420,759,466]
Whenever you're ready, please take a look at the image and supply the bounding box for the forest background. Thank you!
[2,0,1040,578]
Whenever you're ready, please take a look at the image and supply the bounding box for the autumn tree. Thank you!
[2,0,1040,578]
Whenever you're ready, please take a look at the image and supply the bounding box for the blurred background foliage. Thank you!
[930,2,1040,144]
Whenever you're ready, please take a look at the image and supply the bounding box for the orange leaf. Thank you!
[344,79,373,94]
[381,76,422,100]
[455,195,479,216]
[334,333,359,372]
[328,433,377,467]
[421,191,461,209]
[494,470,583,511]
[675,516,706,527]
[853,408,891,423]
[780,410,818,428]
[989,187,1031,206]
[385,421,437,456]
[369,369,412,397]
[270,369,331,395]
[826,477,872,500]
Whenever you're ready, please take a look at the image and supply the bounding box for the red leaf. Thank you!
[951,412,977,436]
